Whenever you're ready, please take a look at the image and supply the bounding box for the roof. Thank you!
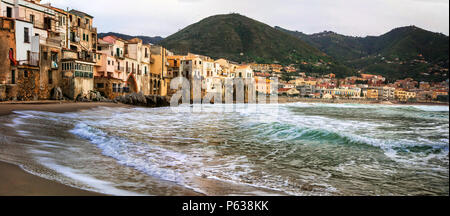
[278,88,292,92]
[69,10,94,18]
[236,65,251,69]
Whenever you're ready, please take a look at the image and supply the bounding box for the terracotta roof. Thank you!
[278,88,292,92]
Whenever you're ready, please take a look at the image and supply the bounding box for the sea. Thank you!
[0,103,448,196]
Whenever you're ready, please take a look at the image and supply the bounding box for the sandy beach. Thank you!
[0,102,130,196]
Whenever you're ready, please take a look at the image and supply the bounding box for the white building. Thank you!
[15,19,39,66]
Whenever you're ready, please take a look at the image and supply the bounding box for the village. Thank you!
[0,0,448,104]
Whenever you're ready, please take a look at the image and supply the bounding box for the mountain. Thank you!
[98,32,164,45]
[277,26,449,81]
[158,13,331,65]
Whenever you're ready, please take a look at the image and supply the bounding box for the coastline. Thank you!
[0,101,130,196]
[277,96,449,106]
[0,100,447,196]
[0,160,102,196]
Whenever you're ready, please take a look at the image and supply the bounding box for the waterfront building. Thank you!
[395,89,417,102]
[322,87,361,99]
[149,45,170,96]
[60,9,98,99]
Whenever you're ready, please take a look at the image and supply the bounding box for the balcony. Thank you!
[117,67,125,72]
[46,37,62,47]
[22,52,39,66]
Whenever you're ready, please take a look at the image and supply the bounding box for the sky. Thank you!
[42,0,449,37]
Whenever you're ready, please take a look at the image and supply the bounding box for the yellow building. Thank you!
[395,89,417,101]
[432,90,448,100]
[150,45,170,96]
[366,89,379,100]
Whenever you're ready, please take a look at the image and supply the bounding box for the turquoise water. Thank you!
[1,103,448,195]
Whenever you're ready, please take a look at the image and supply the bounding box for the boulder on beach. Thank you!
[50,87,64,100]
[115,93,170,107]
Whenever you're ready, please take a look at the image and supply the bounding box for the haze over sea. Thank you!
[1,103,448,195]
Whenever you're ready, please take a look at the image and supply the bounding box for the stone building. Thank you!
[0,16,17,100]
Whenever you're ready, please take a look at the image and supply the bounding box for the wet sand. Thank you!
[0,101,129,196]
[0,101,131,117]
[0,161,102,196]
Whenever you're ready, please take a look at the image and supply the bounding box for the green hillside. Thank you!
[277,26,449,81]
[158,13,330,65]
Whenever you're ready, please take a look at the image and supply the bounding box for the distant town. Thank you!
[1,0,448,104]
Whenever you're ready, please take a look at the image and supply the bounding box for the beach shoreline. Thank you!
[0,102,131,196]
[0,100,447,196]
[0,160,103,196]
[276,96,449,106]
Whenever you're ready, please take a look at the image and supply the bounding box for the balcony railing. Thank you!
[117,67,125,72]
[22,52,39,66]
[46,37,62,47]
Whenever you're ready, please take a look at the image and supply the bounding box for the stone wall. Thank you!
[16,67,40,101]
[39,45,62,99]
[94,76,127,99]
[0,18,17,101]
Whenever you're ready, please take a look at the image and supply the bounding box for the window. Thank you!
[30,14,35,24]
[108,60,110,65]
[43,52,48,60]
[86,35,89,42]
[11,70,15,84]
[145,48,148,58]
[69,15,72,22]
[24,28,30,43]
[24,71,29,78]
[6,7,12,18]
[77,18,81,27]
[112,83,117,92]
[97,83,104,88]
[48,70,53,84]
[83,33,85,41]
[51,52,58,68]
[85,19,89,25]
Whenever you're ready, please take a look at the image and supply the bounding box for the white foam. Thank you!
[37,156,144,196]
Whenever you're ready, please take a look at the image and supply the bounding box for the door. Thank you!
[11,70,15,84]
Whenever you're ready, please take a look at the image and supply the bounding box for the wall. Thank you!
[94,76,126,99]
[14,19,32,62]
[0,17,17,101]
[16,66,40,100]
[39,45,62,99]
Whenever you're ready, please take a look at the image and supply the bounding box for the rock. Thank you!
[301,184,314,191]
[51,87,64,100]
[115,93,170,107]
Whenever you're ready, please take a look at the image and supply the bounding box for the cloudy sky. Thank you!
[42,0,449,37]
